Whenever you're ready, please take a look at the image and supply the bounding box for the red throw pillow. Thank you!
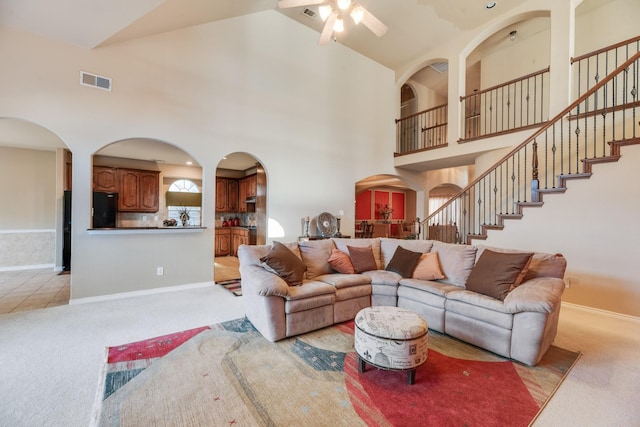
[328,249,356,274]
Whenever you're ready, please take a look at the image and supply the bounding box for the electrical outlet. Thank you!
[157,267,164,276]
[142,215,147,221]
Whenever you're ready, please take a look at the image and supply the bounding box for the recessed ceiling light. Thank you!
[186,161,193,165]
[486,1,497,9]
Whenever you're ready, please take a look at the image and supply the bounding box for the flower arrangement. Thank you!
[376,203,393,222]
[177,206,190,226]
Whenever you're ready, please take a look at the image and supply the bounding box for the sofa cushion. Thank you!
[385,246,423,277]
[315,273,371,289]
[412,252,445,281]
[363,269,402,286]
[475,245,567,280]
[333,238,383,269]
[380,238,434,267]
[431,241,477,287]
[445,293,513,329]
[260,241,307,286]
[466,250,534,301]
[348,245,378,273]
[298,239,335,279]
[327,249,355,274]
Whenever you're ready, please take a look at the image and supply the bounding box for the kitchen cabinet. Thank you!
[118,168,160,212]
[93,166,118,192]
[238,178,247,212]
[215,178,228,211]
[232,228,249,256]
[227,179,239,212]
[216,177,240,212]
[215,228,232,256]
[245,174,257,198]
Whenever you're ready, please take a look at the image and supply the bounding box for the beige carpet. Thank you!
[214,256,240,283]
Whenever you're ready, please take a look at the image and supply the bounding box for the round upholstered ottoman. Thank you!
[354,306,429,385]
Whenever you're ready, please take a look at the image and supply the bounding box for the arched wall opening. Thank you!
[92,138,203,229]
[0,117,71,272]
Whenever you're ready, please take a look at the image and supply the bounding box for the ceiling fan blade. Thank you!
[318,13,337,45]
[278,0,323,8]
[360,8,388,37]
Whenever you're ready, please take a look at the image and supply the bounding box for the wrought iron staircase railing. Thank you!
[423,50,640,244]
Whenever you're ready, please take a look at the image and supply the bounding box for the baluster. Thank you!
[531,140,539,202]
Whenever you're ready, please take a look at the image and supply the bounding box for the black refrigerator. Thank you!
[63,190,72,271]
[93,192,118,228]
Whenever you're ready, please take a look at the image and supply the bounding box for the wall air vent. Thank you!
[429,62,449,73]
[80,71,112,91]
[302,7,318,20]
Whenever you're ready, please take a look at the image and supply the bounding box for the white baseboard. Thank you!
[562,301,640,324]
[0,263,55,272]
[69,281,214,305]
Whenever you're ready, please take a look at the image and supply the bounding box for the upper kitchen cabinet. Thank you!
[93,166,118,192]
[216,177,240,213]
[118,168,160,212]
[245,174,257,198]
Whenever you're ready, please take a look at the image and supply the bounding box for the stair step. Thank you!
[582,155,621,173]
[483,225,504,231]
[498,214,523,220]
[558,173,591,187]
[609,137,640,155]
[538,187,567,194]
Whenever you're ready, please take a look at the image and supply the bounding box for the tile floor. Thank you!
[0,268,70,314]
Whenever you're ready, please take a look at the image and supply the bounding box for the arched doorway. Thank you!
[355,175,418,239]
[0,118,71,311]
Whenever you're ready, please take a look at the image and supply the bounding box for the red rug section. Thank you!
[107,326,211,363]
[345,349,539,427]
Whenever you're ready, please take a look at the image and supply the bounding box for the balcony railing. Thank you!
[395,103,448,155]
[460,68,550,141]
[572,35,640,100]
[423,51,640,243]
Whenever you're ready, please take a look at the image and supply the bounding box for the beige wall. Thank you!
[0,10,396,299]
[0,147,56,229]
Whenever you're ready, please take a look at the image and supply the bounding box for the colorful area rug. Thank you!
[92,318,579,426]
[216,279,242,296]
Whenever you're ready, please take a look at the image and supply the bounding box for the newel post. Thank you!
[531,140,539,202]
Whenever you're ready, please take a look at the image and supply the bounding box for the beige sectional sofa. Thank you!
[237,237,567,366]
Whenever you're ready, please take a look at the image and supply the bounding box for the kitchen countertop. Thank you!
[87,226,207,235]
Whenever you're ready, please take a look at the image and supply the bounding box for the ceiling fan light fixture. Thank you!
[350,5,364,24]
[318,4,332,21]
[333,16,345,32]
[337,0,351,11]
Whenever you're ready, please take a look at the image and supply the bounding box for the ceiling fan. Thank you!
[278,0,387,45]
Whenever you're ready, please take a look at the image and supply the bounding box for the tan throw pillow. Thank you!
[260,241,306,286]
[348,245,377,273]
[385,246,423,278]
[465,249,533,301]
[298,239,334,279]
[328,249,355,274]
[412,252,446,281]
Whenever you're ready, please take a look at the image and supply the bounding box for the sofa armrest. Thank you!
[240,265,290,298]
[503,277,565,313]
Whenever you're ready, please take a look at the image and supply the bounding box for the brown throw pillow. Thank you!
[465,249,533,300]
[412,252,446,281]
[348,245,377,273]
[385,246,423,278]
[328,249,356,274]
[260,241,306,286]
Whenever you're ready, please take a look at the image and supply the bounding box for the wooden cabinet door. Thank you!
[216,178,228,212]
[215,229,231,256]
[231,229,248,256]
[227,179,239,212]
[238,178,247,212]
[246,174,257,197]
[118,169,140,211]
[93,166,118,192]
[139,171,160,212]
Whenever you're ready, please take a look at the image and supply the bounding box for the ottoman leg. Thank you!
[407,369,416,385]
[358,356,367,373]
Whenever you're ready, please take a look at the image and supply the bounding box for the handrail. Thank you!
[459,67,550,101]
[571,34,640,64]
[395,103,448,123]
[425,50,640,234]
